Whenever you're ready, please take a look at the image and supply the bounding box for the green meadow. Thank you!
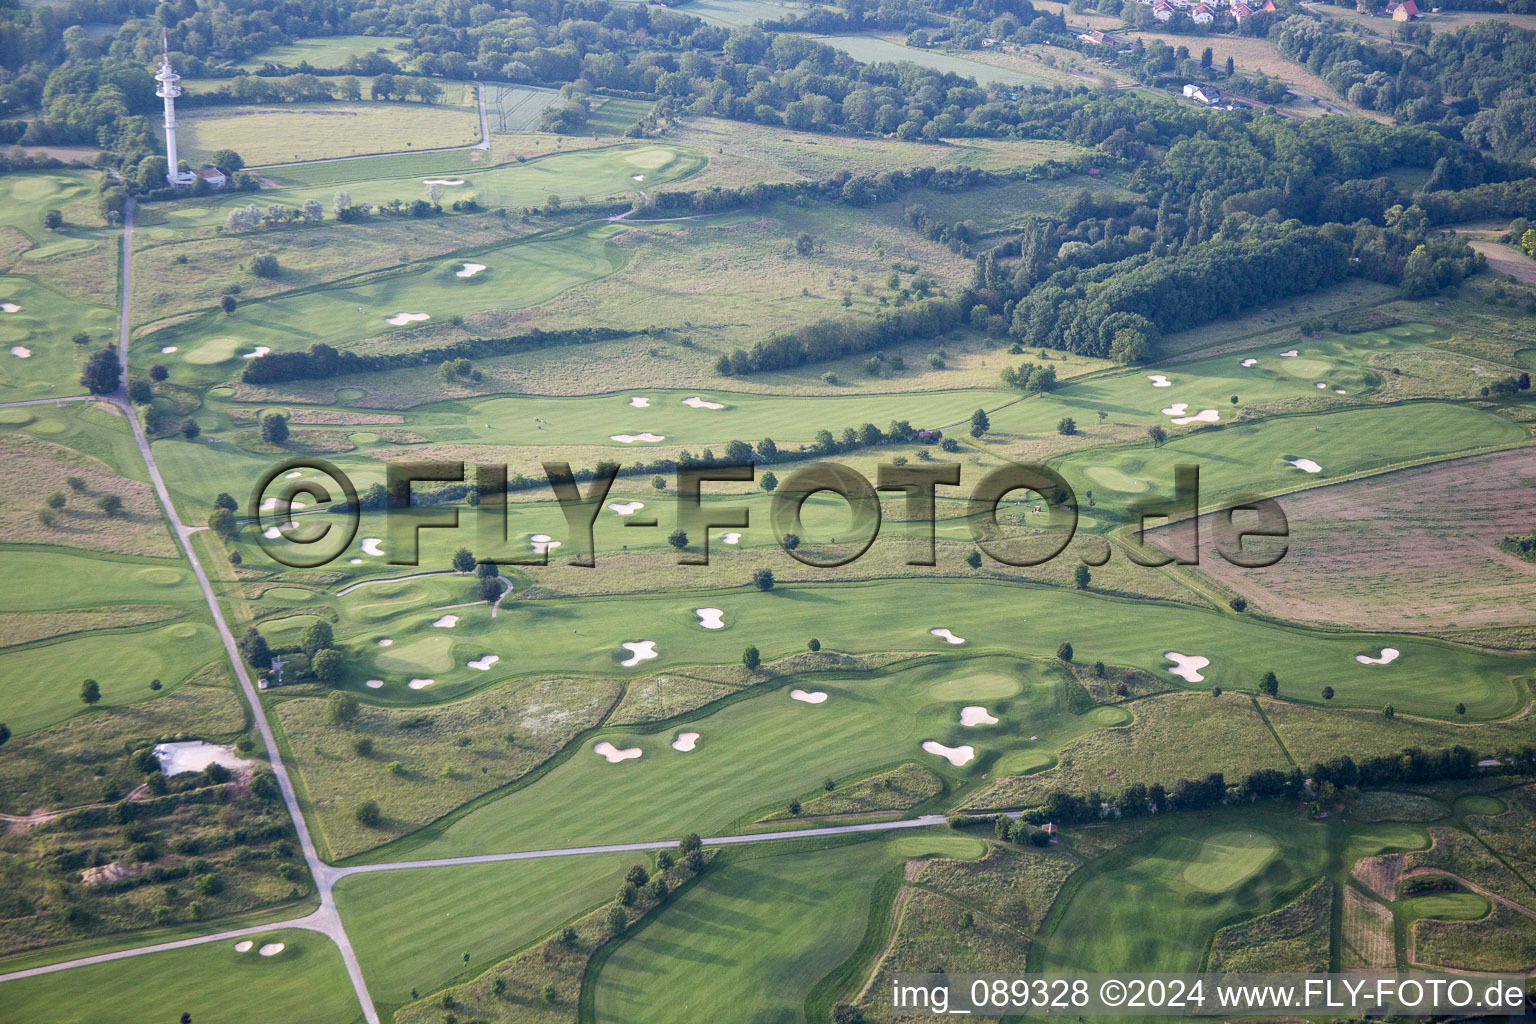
[813,35,1055,88]
[234,34,411,70]
[0,930,362,1024]
[0,275,116,403]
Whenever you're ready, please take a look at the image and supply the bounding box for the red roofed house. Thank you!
[196,167,227,188]
[1390,0,1422,19]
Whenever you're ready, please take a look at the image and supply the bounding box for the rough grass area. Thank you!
[1208,877,1332,972]
[1405,827,1536,907]
[962,692,1286,811]
[1464,784,1536,885]
[177,94,480,168]
[0,662,244,815]
[1341,884,1395,968]
[857,887,1030,1022]
[275,675,621,860]
[0,433,175,556]
[912,839,1080,933]
[1413,902,1536,971]
[762,762,943,820]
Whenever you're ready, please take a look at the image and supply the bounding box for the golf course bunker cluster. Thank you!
[3,22,1535,1024]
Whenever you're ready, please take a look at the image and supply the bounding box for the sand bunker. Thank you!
[695,607,725,629]
[1147,374,1172,387]
[673,732,699,752]
[1334,388,1347,395]
[721,532,741,544]
[631,174,644,181]
[1164,652,1210,683]
[1162,403,1220,425]
[365,679,384,689]
[611,433,665,443]
[432,615,459,628]
[377,638,393,646]
[620,640,658,666]
[1286,457,1322,473]
[595,741,642,762]
[960,706,998,727]
[408,678,435,689]
[1356,648,1400,665]
[608,501,645,515]
[467,654,499,670]
[9,346,30,358]
[241,346,271,359]
[1280,349,1298,357]
[628,396,650,407]
[1240,358,1257,367]
[530,533,561,553]
[349,558,363,564]
[161,346,178,354]
[153,741,251,777]
[790,689,828,704]
[386,312,430,326]
[284,471,302,479]
[922,740,975,766]
[259,943,285,956]
[259,497,306,511]
[0,303,18,313]
[1315,382,1328,389]
[235,941,253,952]
[456,262,486,278]
[361,538,384,556]
[930,628,966,644]
[423,178,465,186]
[681,396,725,409]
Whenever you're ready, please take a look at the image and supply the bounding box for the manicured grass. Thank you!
[1035,815,1331,974]
[593,835,981,1024]
[814,34,1055,87]
[0,273,117,402]
[0,619,222,734]
[352,657,1102,861]
[334,854,632,1003]
[177,94,481,168]
[678,0,833,26]
[233,34,410,70]
[0,930,362,1024]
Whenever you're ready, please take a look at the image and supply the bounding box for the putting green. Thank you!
[1084,465,1152,493]
[1399,891,1490,922]
[995,748,1055,775]
[624,147,678,170]
[30,418,65,434]
[349,432,380,445]
[373,634,456,674]
[890,834,987,859]
[1516,348,1536,370]
[183,336,246,364]
[1089,705,1132,726]
[927,670,1024,701]
[1455,794,1506,816]
[1182,829,1279,892]
[0,408,33,426]
[137,567,185,585]
[335,387,367,401]
[262,587,317,602]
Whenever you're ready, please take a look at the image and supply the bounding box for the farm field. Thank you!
[176,93,481,168]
